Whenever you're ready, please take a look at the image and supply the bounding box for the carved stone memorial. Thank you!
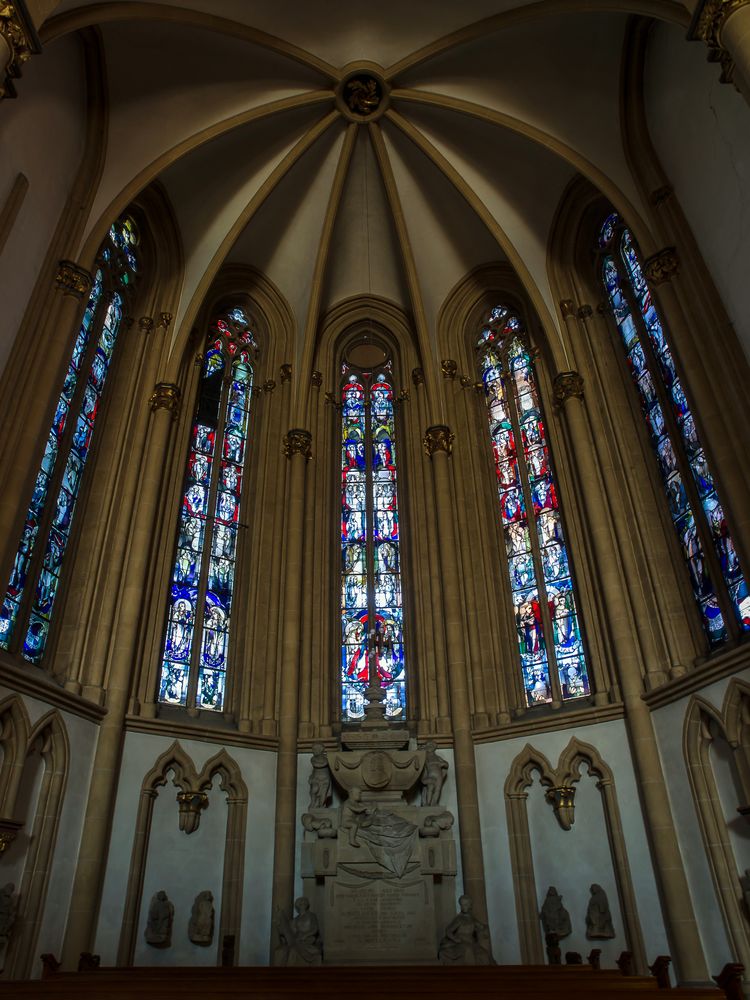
[188,890,214,946]
[274,897,323,966]
[586,883,615,939]
[300,727,458,964]
[438,895,492,965]
[308,743,332,810]
[144,890,174,948]
[540,886,571,939]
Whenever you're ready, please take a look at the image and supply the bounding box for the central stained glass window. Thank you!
[340,350,405,722]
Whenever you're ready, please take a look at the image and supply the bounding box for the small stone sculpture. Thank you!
[275,897,323,966]
[188,890,214,946]
[420,742,449,806]
[740,869,750,915]
[301,813,337,838]
[438,895,493,965]
[586,883,615,939]
[0,883,18,946]
[540,886,571,939]
[144,890,174,948]
[308,743,332,810]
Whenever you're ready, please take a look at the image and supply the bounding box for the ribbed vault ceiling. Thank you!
[38,1,692,414]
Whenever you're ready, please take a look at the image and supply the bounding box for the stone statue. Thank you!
[586,883,615,939]
[341,786,372,848]
[438,895,493,965]
[540,886,571,939]
[340,786,418,878]
[144,890,174,947]
[0,883,18,962]
[301,813,337,838]
[420,742,449,806]
[188,890,214,945]
[275,897,323,966]
[308,743,332,810]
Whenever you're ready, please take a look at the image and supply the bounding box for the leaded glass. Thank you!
[478,311,590,707]
[340,362,406,722]
[158,308,255,712]
[0,217,137,660]
[598,214,748,644]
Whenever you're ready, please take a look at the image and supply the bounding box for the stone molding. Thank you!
[0,1,41,100]
[283,428,312,460]
[644,247,679,285]
[553,370,584,405]
[149,381,181,418]
[55,260,92,299]
[423,424,454,457]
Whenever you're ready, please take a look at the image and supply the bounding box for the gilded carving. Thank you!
[545,785,576,831]
[280,363,292,383]
[283,428,312,460]
[412,367,425,386]
[689,1,749,85]
[311,370,323,388]
[441,359,458,379]
[423,425,454,457]
[262,379,276,393]
[139,316,154,335]
[644,247,679,285]
[344,75,382,117]
[149,382,181,419]
[553,371,584,406]
[158,312,173,330]
[55,260,92,299]
[577,305,593,320]
[176,790,208,835]
[559,299,577,319]
[0,2,40,100]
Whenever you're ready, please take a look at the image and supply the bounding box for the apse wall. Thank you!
[644,22,750,362]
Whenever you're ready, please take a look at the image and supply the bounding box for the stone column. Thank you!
[423,425,489,922]
[270,428,312,958]
[689,0,750,103]
[553,374,708,983]
[61,384,181,968]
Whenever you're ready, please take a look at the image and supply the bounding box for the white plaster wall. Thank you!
[644,22,750,361]
[0,35,87,376]
[95,731,277,966]
[651,668,750,974]
[475,718,669,966]
[0,685,99,975]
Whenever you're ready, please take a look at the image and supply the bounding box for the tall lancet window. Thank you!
[0,216,139,662]
[158,307,257,712]
[340,344,405,722]
[478,306,590,707]
[598,213,749,646]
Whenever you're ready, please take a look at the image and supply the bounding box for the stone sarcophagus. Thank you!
[300,742,457,964]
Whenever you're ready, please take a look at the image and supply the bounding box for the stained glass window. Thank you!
[598,214,749,645]
[158,307,258,712]
[0,216,139,662]
[478,306,590,707]
[340,353,405,722]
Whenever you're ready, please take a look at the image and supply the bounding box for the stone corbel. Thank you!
[545,785,576,831]
[176,790,208,834]
[0,1,41,100]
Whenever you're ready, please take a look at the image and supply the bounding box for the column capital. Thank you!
[139,316,155,335]
[559,299,577,319]
[441,359,458,379]
[0,2,41,100]
[283,428,312,460]
[553,371,584,405]
[644,247,679,286]
[279,363,292,383]
[55,260,92,299]
[412,367,425,386]
[311,370,323,388]
[423,424,454,457]
[149,382,181,419]
[577,304,593,319]
[688,0,749,84]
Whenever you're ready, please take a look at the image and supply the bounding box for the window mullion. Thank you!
[364,382,376,686]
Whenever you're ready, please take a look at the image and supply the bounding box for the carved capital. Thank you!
[149,382,181,419]
[139,316,154,335]
[412,367,425,386]
[644,247,679,285]
[577,304,593,320]
[689,1,749,85]
[279,363,292,383]
[158,312,173,330]
[176,790,208,835]
[55,260,92,299]
[441,358,457,379]
[0,2,41,100]
[283,428,312,460]
[262,379,276,393]
[553,371,584,406]
[559,299,577,319]
[0,816,22,852]
[650,185,673,207]
[311,370,323,388]
[423,424,454,457]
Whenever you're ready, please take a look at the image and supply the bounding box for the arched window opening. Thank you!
[0,216,140,662]
[477,305,590,707]
[158,306,257,713]
[598,213,749,647]
[340,341,405,723]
